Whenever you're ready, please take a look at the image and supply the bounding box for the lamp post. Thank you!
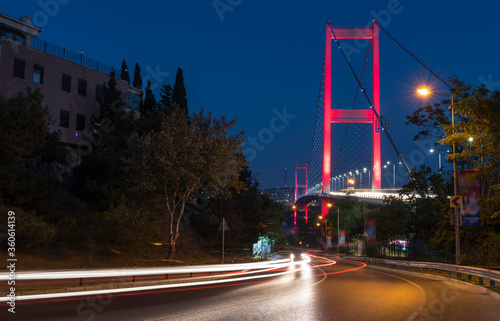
[386,161,395,189]
[430,149,450,173]
[418,88,460,264]
[348,179,367,255]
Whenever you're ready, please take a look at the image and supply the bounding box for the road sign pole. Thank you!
[452,97,461,265]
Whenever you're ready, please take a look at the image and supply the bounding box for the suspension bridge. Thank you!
[293,20,448,225]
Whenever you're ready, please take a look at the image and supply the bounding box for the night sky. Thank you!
[3,1,500,189]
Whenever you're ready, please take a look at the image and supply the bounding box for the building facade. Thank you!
[0,12,140,151]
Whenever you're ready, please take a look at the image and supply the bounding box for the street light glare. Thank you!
[430,149,434,153]
[348,179,355,185]
[468,137,474,142]
[417,88,430,96]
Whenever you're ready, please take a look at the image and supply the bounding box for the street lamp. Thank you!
[430,149,450,173]
[386,161,395,189]
[418,87,460,264]
[348,179,367,255]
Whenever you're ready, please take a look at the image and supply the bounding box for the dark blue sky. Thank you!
[4,1,500,188]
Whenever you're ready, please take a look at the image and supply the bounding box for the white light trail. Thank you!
[0,255,310,302]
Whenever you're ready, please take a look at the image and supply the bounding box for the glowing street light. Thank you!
[417,86,460,264]
[417,88,430,96]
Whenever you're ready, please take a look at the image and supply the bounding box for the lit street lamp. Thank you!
[418,87,460,264]
[430,149,450,173]
[348,179,367,255]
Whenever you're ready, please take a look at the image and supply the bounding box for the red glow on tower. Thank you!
[322,21,382,217]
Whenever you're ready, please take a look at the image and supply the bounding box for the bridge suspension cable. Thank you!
[374,21,452,90]
[307,55,325,193]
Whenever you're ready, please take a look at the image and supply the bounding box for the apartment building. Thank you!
[0,12,141,149]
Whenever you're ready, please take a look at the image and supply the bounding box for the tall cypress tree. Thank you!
[142,81,157,116]
[120,60,130,84]
[172,68,188,114]
[133,62,142,89]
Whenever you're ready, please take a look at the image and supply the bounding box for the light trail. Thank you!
[0,254,309,302]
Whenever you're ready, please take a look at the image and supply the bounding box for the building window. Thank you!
[78,79,87,96]
[33,64,44,84]
[13,58,25,79]
[61,74,71,92]
[76,113,85,131]
[96,84,104,101]
[59,110,70,128]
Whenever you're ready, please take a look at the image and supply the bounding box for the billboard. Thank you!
[367,218,376,244]
[339,230,346,246]
[459,170,481,226]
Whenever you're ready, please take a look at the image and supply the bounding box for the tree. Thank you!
[172,68,188,114]
[0,88,64,214]
[141,80,157,116]
[93,71,134,149]
[120,60,130,84]
[133,62,142,89]
[74,73,135,210]
[159,84,173,113]
[123,108,245,259]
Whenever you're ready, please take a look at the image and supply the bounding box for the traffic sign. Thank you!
[362,230,368,237]
[450,196,462,208]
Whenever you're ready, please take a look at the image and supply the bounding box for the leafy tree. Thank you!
[172,68,188,114]
[0,88,64,215]
[123,108,245,259]
[92,196,158,253]
[93,71,134,149]
[120,60,130,84]
[74,72,135,210]
[405,77,500,264]
[0,205,56,251]
[133,62,142,89]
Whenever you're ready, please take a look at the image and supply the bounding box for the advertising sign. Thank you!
[367,218,376,244]
[459,170,481,226]
[339,230,346,246]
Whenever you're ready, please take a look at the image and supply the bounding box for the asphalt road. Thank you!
[2,255,499,321]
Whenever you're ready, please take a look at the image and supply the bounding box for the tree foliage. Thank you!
[123,108,245,258]
[133,62,142,89]
[172,68,188,114]
[120,60,130,84]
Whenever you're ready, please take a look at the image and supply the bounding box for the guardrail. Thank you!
[0,255,304,301]
[342,255,500,290]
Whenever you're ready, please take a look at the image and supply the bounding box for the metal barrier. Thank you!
[343,255,499,289]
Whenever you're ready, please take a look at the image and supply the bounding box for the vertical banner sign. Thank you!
[459,170,481,226]
[367,218,376,243]
[339,230,346,246]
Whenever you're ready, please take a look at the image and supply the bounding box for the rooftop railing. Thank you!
[28,37,121,78]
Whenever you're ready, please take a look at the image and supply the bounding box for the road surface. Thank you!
[2,255,499,320]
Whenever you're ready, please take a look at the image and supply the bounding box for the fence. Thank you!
[29,37,121,78]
